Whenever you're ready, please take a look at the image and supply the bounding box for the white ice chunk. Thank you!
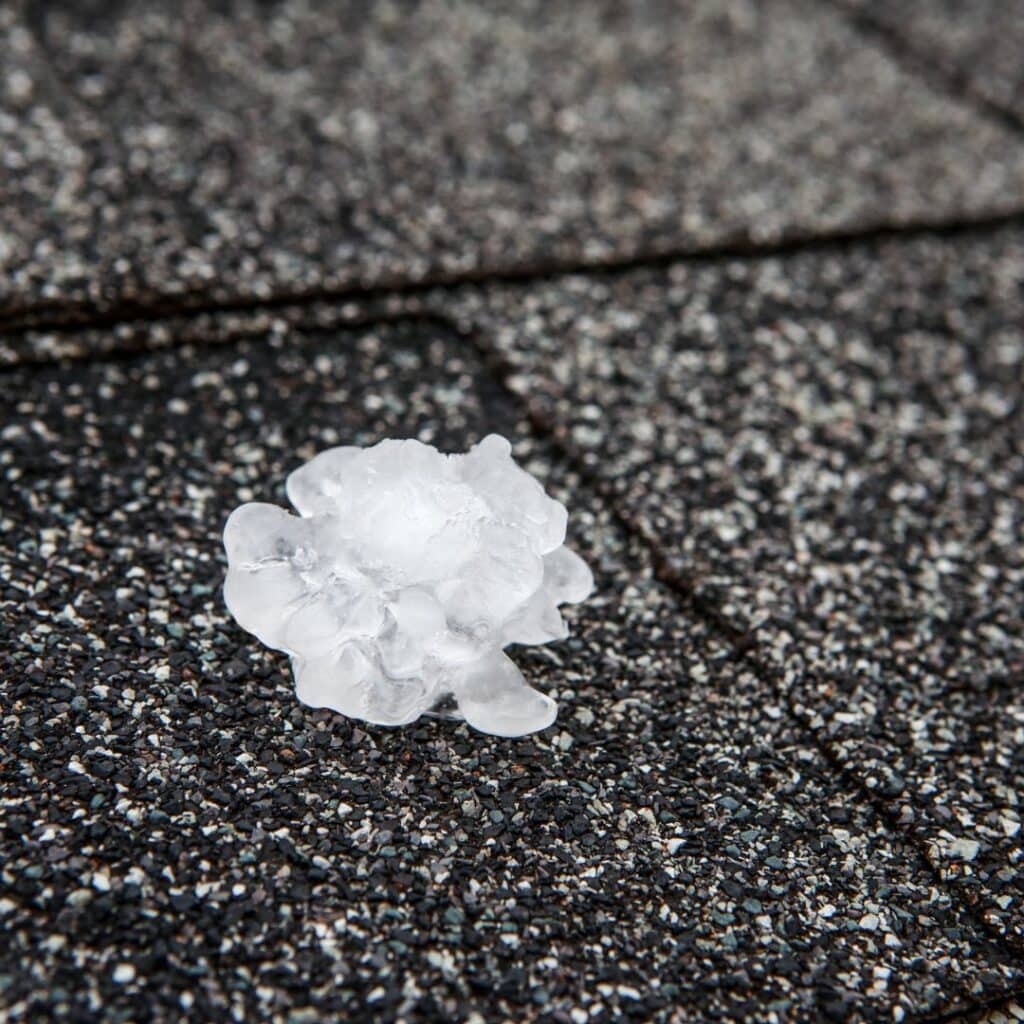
[223,563,307,649]
[223,435,594,736]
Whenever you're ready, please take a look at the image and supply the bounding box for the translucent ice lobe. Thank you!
[282,585,384,657]
[452,653,557,737]
[295,644,427,726]
[440,523,544,631]
[502,590,567,646]
[224,563,307,649]
[461,435,568,553]
[223,502,305,565]
[390,589,446,647]
[362,674,430,727]
[223,503,314,647]
[542,546,595,605]
[223,435,595,736]
[293,645,374,716]
[286,446,361,516]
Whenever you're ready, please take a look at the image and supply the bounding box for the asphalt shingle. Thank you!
[843,0,1024,123]
[5,0,1024,324]
[2,320,1019,1021]
[425,228,1024,949]
[3,2,1024,1018]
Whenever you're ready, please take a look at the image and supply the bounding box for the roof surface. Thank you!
[1,2,1022,1022]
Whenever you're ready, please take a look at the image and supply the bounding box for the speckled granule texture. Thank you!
[842,0,1024,121]
[4,1,1024,1019]
[1,322,1022,1022]
[433,228,1024,950]
[5,0,1024,320]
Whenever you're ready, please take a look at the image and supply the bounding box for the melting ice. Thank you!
[223,435,593,736]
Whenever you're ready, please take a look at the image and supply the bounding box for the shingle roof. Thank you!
[1,3,1022,1021]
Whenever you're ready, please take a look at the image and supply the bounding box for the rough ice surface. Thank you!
[223,435,594,736]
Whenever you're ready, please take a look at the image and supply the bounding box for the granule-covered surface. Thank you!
[437,229,1024,948]
[2,1,1024,1021]
[843,0,1024,124]
[5,0,1024,323]
[1,321,1020,1021]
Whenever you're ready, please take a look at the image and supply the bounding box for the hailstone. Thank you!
[223,435,594,736]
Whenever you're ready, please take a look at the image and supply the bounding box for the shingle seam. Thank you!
[0,308,452,375]
[4,208,1024,343]
[3,300,1020,1011]
[829,0,1024,138]
[445,314,1024,978]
